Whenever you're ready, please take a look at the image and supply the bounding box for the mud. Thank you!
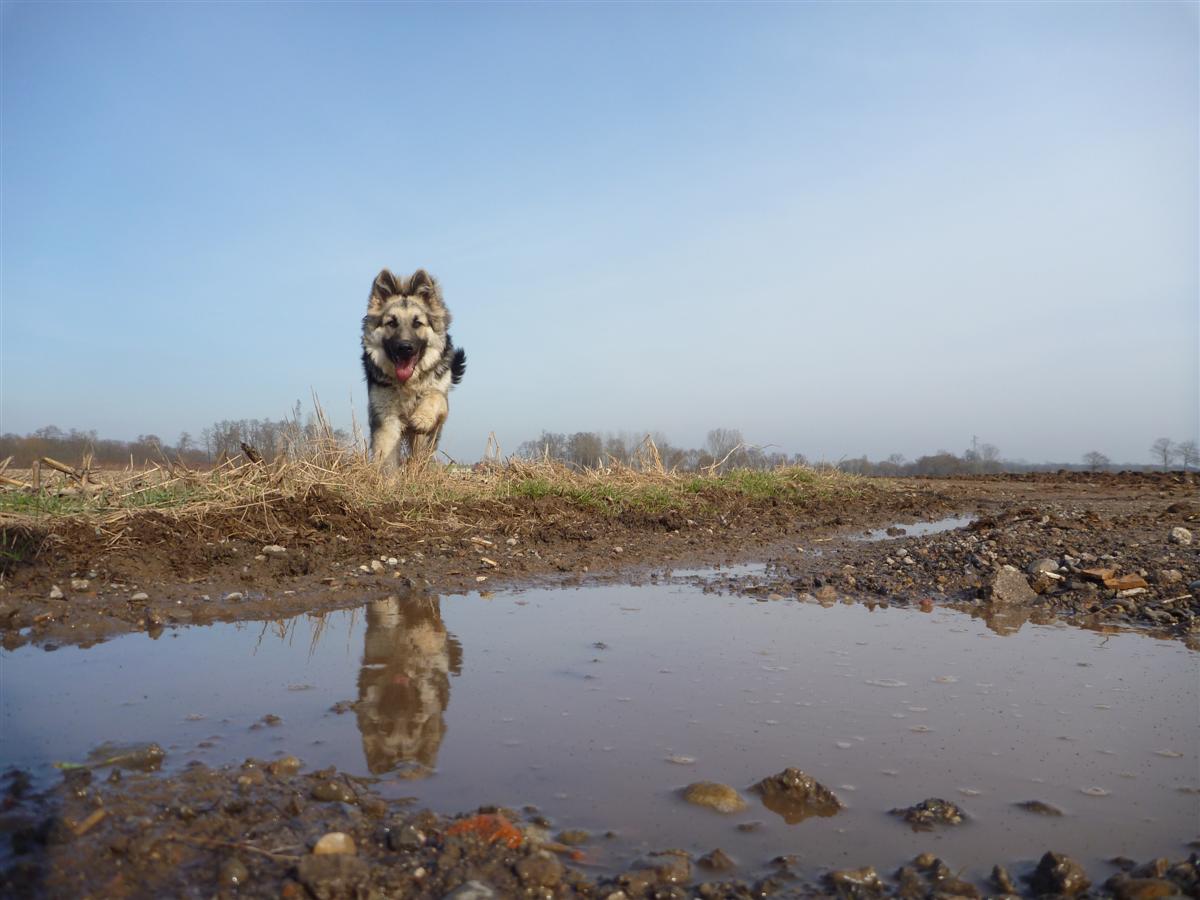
[1,472,1195,651]
[2,472,1198,897]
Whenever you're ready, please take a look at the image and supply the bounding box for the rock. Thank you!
[1027,851,1091,896]
[370,560,385,573]
[635,850,691,885]
[1104,574,1149,591]
[1106,875,1178,900]
[224,591,244,602]
[312,832,356,856]
[697,848,735,872]
[681,781,746,813]
[824,866,882,893]
[515,851,563,887]
[262,544,288,556]
[751,767,842,823]
[1080,567,1118,583]
[218,857,250,887]
[70,578,89,591]
[295,855,368,900]
[311,780,356,804]
[555,828,589,846]
[48,585,64,600]
[890,798,965,830]
[989,567,1037,605]
[442,881,497,900]
[1168,527,1192,545]
[814,585,838,601]
[1154,569,1183,586]
[129,592,149,602]
[267,756,302,777]
[1029,558,1060,576]
[991,864,1017,894]
[386,824,425,851]
[1015,799,1064,816]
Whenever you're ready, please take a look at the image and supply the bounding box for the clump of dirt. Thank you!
[889,797,966,831]
[750,767,842,823]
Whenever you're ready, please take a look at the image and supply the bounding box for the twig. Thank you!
[163,833,301,861]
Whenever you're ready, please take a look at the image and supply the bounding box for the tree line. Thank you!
[514,428,805,472]
[0,402,348,469]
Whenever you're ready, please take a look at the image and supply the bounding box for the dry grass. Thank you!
[0,416,868,527]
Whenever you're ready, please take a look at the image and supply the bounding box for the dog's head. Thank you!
[362,268,451,384]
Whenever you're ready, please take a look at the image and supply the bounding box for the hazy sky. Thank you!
[2,1,1197,465]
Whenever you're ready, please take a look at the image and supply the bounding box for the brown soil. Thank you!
[1,472,1195,650]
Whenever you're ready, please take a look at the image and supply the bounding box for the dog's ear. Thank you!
[409,269,451,331]
[368,269,401,313]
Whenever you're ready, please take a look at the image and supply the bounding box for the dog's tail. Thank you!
[451,347,466,385]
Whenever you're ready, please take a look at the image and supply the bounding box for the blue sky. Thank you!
[2,1,1196,464]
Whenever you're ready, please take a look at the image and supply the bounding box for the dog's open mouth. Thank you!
[394,358,417,383]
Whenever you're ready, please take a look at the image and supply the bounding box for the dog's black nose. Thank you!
[394,341,415,359]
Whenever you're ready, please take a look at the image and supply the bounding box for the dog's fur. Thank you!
[362,268,466,466]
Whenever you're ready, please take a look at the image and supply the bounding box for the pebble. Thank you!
[1168,527,1192,545]
[1015,799,1064,816]
[311,780,356,804]
[70,578,89,591]
[370,560,385,573]
[697,848,735,871]
[312,831,356,856]
[224,592,244,602]
[48,585,64,600]
[989,567,1037,605]
[681,781,746,813]
[442,881,497,900]
[1028,851,1090,896]
[515,851,563,887]
[218,857,250,887]
[130,592,149,602]
[267,756,302,776]
[825,866,881,891]
[262,545,287,556]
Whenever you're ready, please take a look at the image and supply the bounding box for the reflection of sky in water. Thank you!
[3,585,1196,878]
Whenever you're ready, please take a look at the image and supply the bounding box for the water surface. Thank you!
[3,583,1196,878]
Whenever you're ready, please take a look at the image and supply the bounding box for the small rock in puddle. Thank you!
[83,742,166,772]
[1026,851,1091,896]
[697,848,736,871]
[681,781,746,813]
[1015,799,1064,816]
[824,865,882,894]
[890,797,965,830]
[751,767,842,823]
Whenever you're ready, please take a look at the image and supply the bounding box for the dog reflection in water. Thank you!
[355,595,463,774]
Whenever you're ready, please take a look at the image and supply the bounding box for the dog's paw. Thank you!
[408,409,439,433]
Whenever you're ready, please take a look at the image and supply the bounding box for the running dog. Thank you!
[361,268,466,465]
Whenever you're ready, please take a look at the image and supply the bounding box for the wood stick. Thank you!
[0,474,29,489]
[40,457,81,480]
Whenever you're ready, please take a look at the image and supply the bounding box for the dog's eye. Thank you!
[413,318,424,329]
[383,317,397,328]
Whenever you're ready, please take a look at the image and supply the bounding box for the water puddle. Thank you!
[855,514,975,541]
[3,584,1196,878]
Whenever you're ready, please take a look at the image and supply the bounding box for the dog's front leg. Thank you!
[406,394,448,463]
[371,416,405,468]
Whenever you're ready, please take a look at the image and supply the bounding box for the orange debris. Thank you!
[445,813,524,849]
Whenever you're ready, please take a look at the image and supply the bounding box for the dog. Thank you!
[361,268,466,466]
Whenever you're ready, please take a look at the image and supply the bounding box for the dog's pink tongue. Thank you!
[395,359,416,383]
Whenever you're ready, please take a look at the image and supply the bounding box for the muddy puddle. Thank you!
[854,514,976,541]
[4,582,1197,880]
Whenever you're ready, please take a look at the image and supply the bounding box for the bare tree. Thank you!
[1082,451,1110,471]
[1177,440,1199,471]
[1150,438,1175,470]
